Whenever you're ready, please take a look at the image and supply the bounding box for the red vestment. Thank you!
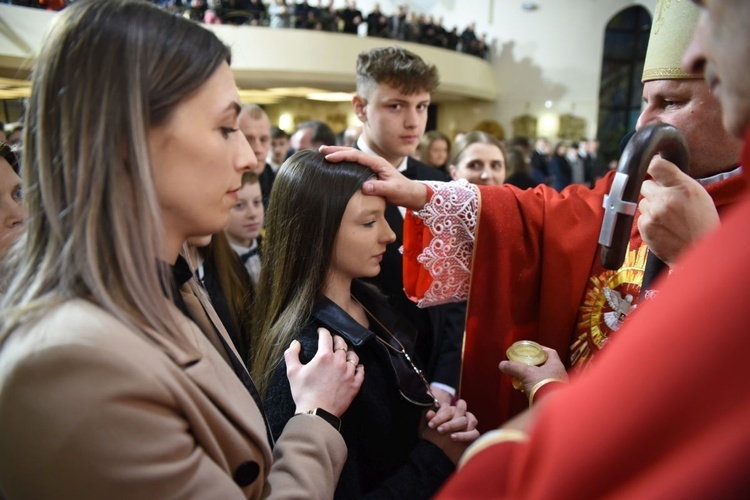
[404,169,747,429]
[434,133,750,499]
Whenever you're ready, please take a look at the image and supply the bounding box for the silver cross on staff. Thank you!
[599,172,638,247]
[597,122,689,271]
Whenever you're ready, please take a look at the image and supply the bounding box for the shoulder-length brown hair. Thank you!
[418,130,451,168]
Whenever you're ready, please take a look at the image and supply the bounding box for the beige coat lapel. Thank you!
[183,279,250,367]
[141,297,272,463]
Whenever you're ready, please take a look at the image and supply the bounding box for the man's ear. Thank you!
[352,94,367,123]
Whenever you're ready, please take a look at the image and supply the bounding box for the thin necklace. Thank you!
[351,295,440,409]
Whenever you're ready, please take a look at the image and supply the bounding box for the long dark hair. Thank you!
[251,150,374,392]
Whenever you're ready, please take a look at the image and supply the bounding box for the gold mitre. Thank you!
[642,0,701,82]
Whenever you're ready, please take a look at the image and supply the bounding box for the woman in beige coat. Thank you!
[0,1,363,498]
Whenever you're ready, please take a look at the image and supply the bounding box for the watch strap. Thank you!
[297,408,341,432]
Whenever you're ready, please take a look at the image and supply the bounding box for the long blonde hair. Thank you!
[0,0,231,344]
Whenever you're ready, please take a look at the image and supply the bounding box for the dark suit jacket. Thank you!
[363,156,465,389]
[200,258,254,363]
[259,163,275,211]
[505,172,540,190]
[550,155,572,191]
[580,152,597,187]
[530,149,550,185]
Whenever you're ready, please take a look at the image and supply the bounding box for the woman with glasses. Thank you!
[252,150,479,500]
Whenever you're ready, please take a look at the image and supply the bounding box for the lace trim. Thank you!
[413,179,478,307]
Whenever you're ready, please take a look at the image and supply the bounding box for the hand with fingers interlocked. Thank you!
[422,399,480,465]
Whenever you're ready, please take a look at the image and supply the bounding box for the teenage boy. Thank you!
[352,46,464,406]
[225,172,265,285]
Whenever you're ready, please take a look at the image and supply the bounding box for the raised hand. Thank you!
[320,145,429,210]
[638,156,719,266]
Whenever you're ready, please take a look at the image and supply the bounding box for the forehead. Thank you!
[344,190,386,216]
[180,63,238,113]
[643,78,706,98]
[239,112,270,132]
[460,142,504,162]
[238,181,261,197]
[0,158,20,189]
[371,82,430,102]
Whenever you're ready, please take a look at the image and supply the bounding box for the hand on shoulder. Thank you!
[285,328,364,417]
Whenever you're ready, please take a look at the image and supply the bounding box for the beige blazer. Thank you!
[0,292,346,499]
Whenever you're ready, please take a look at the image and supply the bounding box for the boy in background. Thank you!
[225,172,264,285]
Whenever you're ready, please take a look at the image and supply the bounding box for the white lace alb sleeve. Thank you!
[413,179,478,307]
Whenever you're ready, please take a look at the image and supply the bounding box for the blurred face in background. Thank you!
[271,135,289,165]
[426,138,449,167]
[291,127,314,151]
[0,157,23,258]
[239,111,271,174]
[225,181,264,248]
[450,142,506,186]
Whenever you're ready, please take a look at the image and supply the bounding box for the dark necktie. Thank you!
[240,247,260,263]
